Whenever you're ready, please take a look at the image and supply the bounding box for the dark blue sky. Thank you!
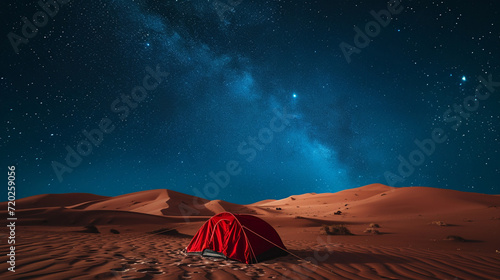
[1,0,499,204]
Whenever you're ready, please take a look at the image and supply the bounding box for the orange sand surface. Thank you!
[1,184,499,279]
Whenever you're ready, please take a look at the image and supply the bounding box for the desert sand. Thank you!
[1,184,499,279]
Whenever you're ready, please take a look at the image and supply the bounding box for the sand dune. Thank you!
[1,184,499,279]
[65,189,259,217]
[203,199,257,215]
[4,193,109,209]
[68,189,212,216]
[255,184,500,220]
[10,207,208,226]
[350,186,500,216]
[258,183,394,207]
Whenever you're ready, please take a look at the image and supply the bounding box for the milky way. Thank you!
[1,0,499,203]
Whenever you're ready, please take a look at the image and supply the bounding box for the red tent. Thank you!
[185,212,288,263]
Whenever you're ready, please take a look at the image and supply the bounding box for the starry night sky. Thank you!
[1,0,499,204]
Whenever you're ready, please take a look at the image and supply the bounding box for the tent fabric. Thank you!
[186,212,288,263]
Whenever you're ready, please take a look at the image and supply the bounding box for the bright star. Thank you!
[292,93,297,98]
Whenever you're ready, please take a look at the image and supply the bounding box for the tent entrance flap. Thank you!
[202,249,227,259]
